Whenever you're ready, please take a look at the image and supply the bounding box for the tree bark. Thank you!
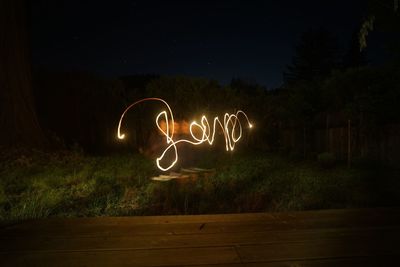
[326,113,330,152]
[0,0,46,148]
[348,119,351,168]
[303,122,306,159]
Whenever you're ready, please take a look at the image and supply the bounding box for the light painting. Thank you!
[117,98,253,171]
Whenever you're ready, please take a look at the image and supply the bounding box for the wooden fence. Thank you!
[280,123,400,165]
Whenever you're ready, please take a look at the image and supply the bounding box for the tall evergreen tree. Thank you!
[283,29,340,84]
[359,0,399,53]
[343,30,368,69]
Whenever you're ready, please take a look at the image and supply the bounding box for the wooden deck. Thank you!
[1,208,399,266]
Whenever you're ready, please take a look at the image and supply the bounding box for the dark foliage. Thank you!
[283,28,340,84]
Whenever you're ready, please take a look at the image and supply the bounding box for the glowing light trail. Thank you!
[117,98,253,171]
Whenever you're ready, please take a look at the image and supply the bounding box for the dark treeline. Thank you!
[32,63,400,165]
[32,71,267,154]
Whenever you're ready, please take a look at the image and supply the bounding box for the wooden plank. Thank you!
[0,221,206,238]
[188,255,398,266]
[237,238,400,263]
[266,256,398,266]
[2,238,397,267]
[1,226,399,252]
[2,210,399,238]
[0,212,275,228]
[0,246,241,267]
[2,207,398,229]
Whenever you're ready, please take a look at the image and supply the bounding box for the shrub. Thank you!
[317,152,336,168]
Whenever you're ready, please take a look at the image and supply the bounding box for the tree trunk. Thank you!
[303,122,306,159]
[326,113,330,152]
[0,0,46,148]
[348,119,351,168]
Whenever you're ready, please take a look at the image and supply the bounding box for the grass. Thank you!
[0,149,399,224]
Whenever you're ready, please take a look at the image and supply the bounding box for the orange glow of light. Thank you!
[117,98,252,171]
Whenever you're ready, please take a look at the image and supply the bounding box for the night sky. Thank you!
[30,0,368,88]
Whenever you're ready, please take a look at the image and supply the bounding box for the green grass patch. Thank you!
[0,150,399,224]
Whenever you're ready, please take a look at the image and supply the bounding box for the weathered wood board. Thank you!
[0,208,399,266]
